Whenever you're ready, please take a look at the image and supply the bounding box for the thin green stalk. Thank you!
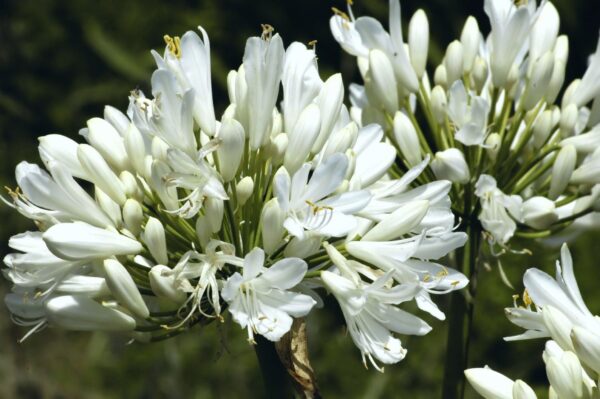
[254,336,294,398]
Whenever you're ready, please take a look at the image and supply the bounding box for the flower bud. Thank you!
[472,56,489,93]
[560,104,579,136]
[546,60,567,104]
[123,199,144,236]
[284,236,320,258]
[431,148,470,183]
[268,133,288,166]
[485,133,502,163]
[270,109,283,137]
[120,170,143,201]
[460,17,480,73]
[313,74,344,152]
[521,197,558,230]
[284,104,321,174]
[216,118,245,182]
[430,86,448,123]
[571,158,600,185]
[103,105,129,136]
[236,176,254,206]
[142,217,168,265]
[103,258,149,318]
[408,9,429,78]
[549,145,576,199]
[77,144,127,205]
[260,198,286,255]
[546,351,584,399]
[368,49,399,114]
[393,111,422,167]
[205,197,224,233]
[85,118,130,171]
[532,110,555,149]
[433,64,447,88]
[45,295,136,331]
[522,51,554,111]
[362,200,429,241]
[444,41,464,85]
[505,64,520,99]
[38,134,88,179]
[43,222,142,261]
[323,122,358,157]
[95,187,122,227]
[124,123,148,178]
[149,265,186,304]
[555,35,569,64]
[195,214,211,248]
[542,306,574,351]
[512,380,537,399]
[561,79,580,108]
[571,326,600,374]
[529,2,559,64]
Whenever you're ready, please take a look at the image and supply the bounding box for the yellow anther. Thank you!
[331,7,350,22]
[347,0,354,5]
[451,280,460,286]
[308,40,318,49]
[261,24,275,40]
[522,289,532,307]
[423,274,432,282]
[436,267,449,278]
[163,35,182,59]
[305,200,333,215]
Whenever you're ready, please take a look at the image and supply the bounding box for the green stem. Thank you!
[254,336,294,398]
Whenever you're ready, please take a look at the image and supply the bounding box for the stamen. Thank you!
[522,289,532,307]
[260,24,274,40]
[331,7,350,22]
[163,35,182,59]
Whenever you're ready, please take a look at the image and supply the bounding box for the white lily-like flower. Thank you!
[475,175,522,245]
[465,367,537,399]
[321,253,431,370]
[447,80,490,146]
[274,153,371,239]
[222,248,316,343]
[505,244,600,344]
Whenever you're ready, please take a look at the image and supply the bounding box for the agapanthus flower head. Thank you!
[331,0,600,255]
[2,23,467,369]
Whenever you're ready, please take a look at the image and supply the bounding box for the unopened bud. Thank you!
[444,41,464,85]
[260,198,286,255]
[472,56,489,93]
[123,199,144,236]
[142,217,168,265]
[284,104,321,174]
[120,171,143,201]
[532,110,555,149]
[78,144,126,205]
[393,111,422,167]
[45,294,136,331]
[103,258,149,318]
[408,9,429,78]
[485,133,502,163]
[216,118,245,182]
[560,104,579,136]
[434,64,447,88]
[236,176,254,206]
[431,148,470,184]
[522,51,554,110]
[460,17,480,73]
[521,197,558,230]
[430,86,448,123]
[549,145,576,199]
[205,198,224,233]
[368,49,399,114]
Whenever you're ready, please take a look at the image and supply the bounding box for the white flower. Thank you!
[475,175,522,245]
[222,248,316,343]
[465,367,536,399]
[321,267,431,370]
[447,80,490,146]
[274,153,371,239]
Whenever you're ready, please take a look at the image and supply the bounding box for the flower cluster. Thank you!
[2,25,468,368]
[331,0,600,251]
[466,244,600,398]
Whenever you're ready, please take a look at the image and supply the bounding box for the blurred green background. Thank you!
[1,0,599,397]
